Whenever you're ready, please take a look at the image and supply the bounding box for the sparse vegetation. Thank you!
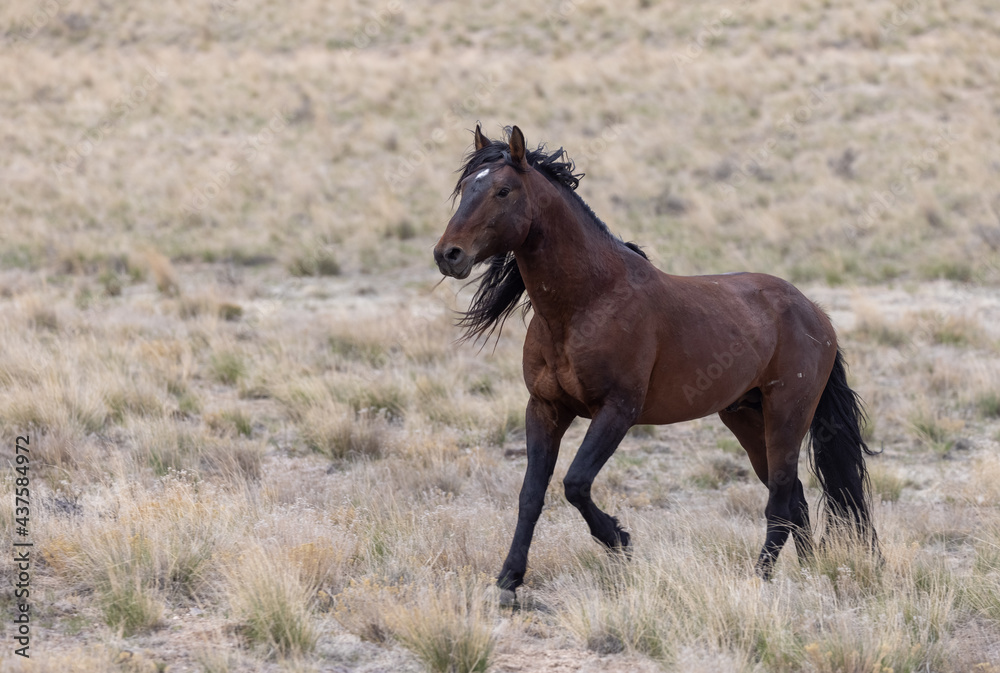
[226,545,318,659]
[868,463,906,503]
[391,576,497,673]
[977,391,1000,419]
[287,248,342,278]
[300,406,389,460]
[210,350,247,386]
[690,456,751,489]
[1,0,999,670]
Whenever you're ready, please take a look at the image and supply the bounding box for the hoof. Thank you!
[498,588,517,608]
[754,564,774,581]
[618,531,633,558]
[605,529,632,559]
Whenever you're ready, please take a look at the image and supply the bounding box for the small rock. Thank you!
[953,438,972,451]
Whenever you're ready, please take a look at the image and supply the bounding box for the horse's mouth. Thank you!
[437,258,474,280]
[454,261,473,279]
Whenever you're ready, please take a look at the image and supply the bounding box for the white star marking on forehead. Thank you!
[475,168,490,180]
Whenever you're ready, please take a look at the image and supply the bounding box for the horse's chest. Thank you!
[529,347,600,409]
[524,318,611,412]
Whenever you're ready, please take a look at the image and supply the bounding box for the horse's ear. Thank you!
[474,124,490,151]
[509,126,527,168]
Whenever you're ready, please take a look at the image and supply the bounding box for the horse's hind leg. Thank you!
[718,404,768,485]
[756,398,815,578]
[562,404,634,551]
[720,402,812,577]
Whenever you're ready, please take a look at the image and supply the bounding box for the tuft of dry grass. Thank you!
[850,310,909,348]
[286,246,341,277]
[928,314,989,348]
[977,391,1000,419]
[868,462,906,503]
[908,403,962,455]
[225,544,318,659]
[332,578,401,644]
[99,570,164,637]
[142,249,179,297]
[297,403,390,460]
[390,575,497,673]
[969,520,1000,624]
[206,408,254,438]
[690,455,751,489]
[209,350,247,386]
[967,455,1000,506]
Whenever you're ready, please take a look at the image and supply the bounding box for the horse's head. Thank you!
[434,125,535,279]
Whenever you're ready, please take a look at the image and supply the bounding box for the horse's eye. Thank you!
[497,187,511,198]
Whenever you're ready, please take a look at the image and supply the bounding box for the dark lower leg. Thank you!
[757,477,814,577]
[790,479,813,563]
[497,398,572,590]
[498,471,554,590]
[563,480,631,549]
[756,519,791,579]
[562,403,635,551]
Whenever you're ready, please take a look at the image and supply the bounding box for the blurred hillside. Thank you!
[2,0,999,285]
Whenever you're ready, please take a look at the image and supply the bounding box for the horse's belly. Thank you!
[638,361,760,425]
[636,393,723,425]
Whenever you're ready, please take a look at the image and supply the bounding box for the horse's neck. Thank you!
[515,187,621,324]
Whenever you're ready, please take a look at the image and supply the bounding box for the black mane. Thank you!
[453,127,647,344]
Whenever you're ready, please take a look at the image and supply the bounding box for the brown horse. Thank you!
[433,125,877,594]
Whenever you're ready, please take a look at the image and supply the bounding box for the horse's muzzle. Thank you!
[433,245,473,279]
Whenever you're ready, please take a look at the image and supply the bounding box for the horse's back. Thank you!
[633,268,837,422]
[655,270,832,337]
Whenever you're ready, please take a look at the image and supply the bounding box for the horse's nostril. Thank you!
[445,247,464,262]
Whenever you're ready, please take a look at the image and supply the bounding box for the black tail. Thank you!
[809,349,878,546]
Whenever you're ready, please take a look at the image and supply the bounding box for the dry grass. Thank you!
[390,574,498,673]
[225,544,318,659]
[2,0,1000,670]
[3,0,999,282]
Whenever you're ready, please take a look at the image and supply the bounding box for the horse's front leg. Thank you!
[562,401,636,551]
[497,397,574,594]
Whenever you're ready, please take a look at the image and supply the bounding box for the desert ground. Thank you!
[2,0,1000,671]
